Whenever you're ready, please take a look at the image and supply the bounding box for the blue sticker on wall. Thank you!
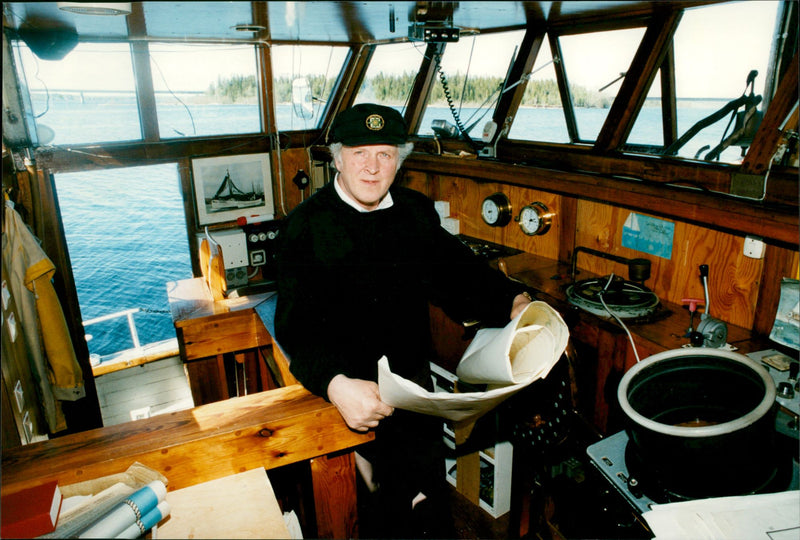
[621,213,674,259]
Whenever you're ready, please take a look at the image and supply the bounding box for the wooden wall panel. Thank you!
[572,200,765,330]
[402,172,799,332]
[275,147,315,217]
[426,177,562,260]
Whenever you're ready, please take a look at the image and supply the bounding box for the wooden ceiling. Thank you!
[3,1,715,44]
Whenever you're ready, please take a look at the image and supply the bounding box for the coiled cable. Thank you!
[434,53,480,152]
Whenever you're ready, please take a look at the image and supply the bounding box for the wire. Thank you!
[458,36,477,114]
[434,53,479,151]
[149,55,197,136]
[598,274,641,363]
[28,54,51,119]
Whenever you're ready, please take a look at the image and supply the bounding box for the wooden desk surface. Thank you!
[500,253,754,354]
[1,384,373,496]
[167,278,275,328]
[158,468,290,539]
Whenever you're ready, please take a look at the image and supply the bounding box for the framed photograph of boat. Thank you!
[192,153,274,226]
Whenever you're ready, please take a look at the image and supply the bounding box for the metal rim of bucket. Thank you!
[618,347,776,438]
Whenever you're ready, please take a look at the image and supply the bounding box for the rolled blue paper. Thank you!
[79,481,167,538]
[127,483,159,516]
[116,501,171,539]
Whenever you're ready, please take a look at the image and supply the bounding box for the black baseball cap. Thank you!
[328,103,408,146]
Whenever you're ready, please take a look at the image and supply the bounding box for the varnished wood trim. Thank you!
[594,10,682,152]
[494,26,546,134]
[742,52,799,175]
[35,137,274,174]
[558,196,578,263]
[660,44,678,147]
[310,452,358,539]
[405,42,446,135]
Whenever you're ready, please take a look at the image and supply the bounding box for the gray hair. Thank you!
[329,142,415,172]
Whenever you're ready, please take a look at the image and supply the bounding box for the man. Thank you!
[275,103,531,537]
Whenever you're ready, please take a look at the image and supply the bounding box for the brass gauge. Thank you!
[516,202,553,235]
[481,193,512,227]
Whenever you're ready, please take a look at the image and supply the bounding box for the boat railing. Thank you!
[82,308,179,374]
[84,308,143,350]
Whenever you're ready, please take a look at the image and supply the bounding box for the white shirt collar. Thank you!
[333,173,393,212]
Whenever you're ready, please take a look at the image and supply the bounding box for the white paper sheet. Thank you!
[378,301,568,422]
[643,490,800,540]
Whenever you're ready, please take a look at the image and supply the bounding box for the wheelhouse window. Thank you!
[16,42,140,145]
[354,41,427,114]
[15,40,265,144]
[627,71,665,149]
[556,27,645,142]
[507,36,570,143]
[271,44,348,131]
[418,30,526,142]
[149,43,261,138]
[663,1,780,163]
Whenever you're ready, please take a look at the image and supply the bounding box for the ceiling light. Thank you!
[57,2,132,16]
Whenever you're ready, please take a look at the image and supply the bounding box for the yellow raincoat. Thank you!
[3,200,85,433]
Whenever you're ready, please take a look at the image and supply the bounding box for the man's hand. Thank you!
[510,292,532,319]
[327,374,394,432]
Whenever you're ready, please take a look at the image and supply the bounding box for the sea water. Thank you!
[47,102,739,357]
[56,164,192,357]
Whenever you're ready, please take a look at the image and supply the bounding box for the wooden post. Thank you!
[310,451,359,539]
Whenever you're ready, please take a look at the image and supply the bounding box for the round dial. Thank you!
[517,202,552,235]
[481,193,512,227]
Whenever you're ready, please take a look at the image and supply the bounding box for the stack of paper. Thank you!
[643,490,800,540]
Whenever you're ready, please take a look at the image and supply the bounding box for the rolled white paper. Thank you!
[79,481,166,538]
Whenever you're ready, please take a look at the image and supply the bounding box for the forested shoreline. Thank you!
[204,73,613,108]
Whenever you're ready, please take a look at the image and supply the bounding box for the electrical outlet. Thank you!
[743,235,765,259]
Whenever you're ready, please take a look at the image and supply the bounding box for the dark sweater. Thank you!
[274,181,521,398]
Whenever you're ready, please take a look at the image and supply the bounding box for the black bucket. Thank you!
[618,348,780,500]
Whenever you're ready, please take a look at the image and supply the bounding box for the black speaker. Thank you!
[18,25,78,61]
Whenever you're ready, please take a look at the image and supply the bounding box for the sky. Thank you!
[20,1,780,100]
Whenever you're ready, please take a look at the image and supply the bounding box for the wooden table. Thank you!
[167,278,280,405]
[1,385,373,538]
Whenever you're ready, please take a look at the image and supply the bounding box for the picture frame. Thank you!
[192,153,274,226]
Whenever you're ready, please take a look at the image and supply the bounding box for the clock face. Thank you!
[481,193,512,227]
[482,199,500,224]
[520,206,540,231]
[517,202,552,235]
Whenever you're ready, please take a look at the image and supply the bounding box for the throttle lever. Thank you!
[696,264,728,347]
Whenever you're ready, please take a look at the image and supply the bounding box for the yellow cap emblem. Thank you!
[365,114,385,131]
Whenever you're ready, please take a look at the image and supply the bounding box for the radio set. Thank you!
[242,220,281,282]
[199,219,281,293]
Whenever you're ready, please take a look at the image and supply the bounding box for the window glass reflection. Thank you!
[17,42,141,145]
